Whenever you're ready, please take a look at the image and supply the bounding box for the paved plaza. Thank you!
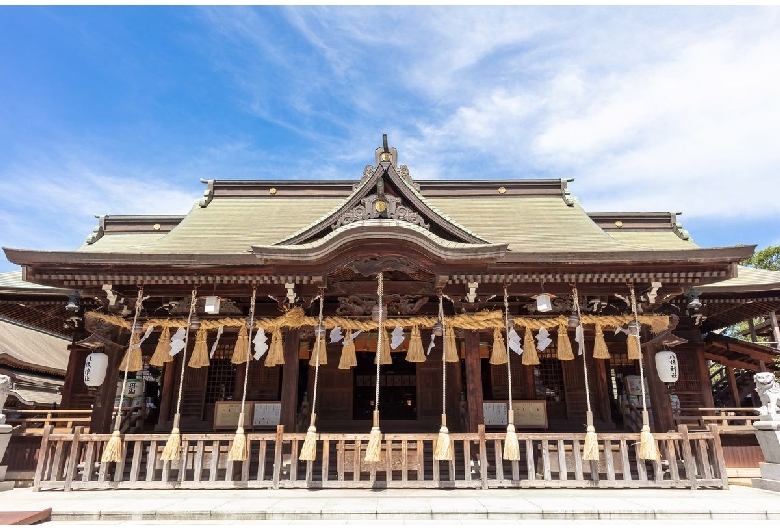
[2,484,780,526]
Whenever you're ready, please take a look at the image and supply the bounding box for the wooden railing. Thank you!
[5,410,92,435]
[674,407,758,434]
[32,424,728,491]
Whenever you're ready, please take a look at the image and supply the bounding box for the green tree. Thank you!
[742,245,780,271]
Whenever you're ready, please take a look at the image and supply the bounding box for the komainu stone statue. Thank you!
[0,374,10,424]
[754,372,780,419]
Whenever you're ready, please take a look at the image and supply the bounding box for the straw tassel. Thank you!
[100,430,123,463]
[556,324,574,361]
[228,413,248,461]
[444,324,459,362]
[490,328,508,365]
[375,328,392,365]
[639,411,660,460]
[593,323,611,359]
[338,333,358,369]
[118,331,143,372]
[627,332,641,360]
[434,414,453,460]
[231,326,249,364]
[503,409,520,461]
[405,326,426,363]
[309,335,328,366]
[264,329,285,366]
[582,411,599,461]
[161,413,182,461]
[299,413,318,461]
[364,410,383,462]
[149,327,171,367]
[188,327,210,368]
[521,327,540,365]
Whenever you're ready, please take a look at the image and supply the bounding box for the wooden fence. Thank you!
[32,424,728,491]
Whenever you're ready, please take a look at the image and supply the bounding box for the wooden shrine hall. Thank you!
[3,138,766,490]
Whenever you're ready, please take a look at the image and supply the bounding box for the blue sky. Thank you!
[1,6,779,272]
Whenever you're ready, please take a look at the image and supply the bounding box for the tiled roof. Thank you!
[0,271,71,294]
[699,265,780,293]
[602,230,699,250]
[118,197,344,254]
[427,196,641,252]
[0,318,70,375]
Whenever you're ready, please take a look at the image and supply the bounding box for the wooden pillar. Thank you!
[593,358,613,428]
[280,330,301,432]
[694,344,715,409]
[60,346,85,409]
[90,341,123,434]
[643,341,674,433]
[519,362,535,400]
[463,331,484,432]
[157,357,177,428]
[771,311,780,348]
[447,351,464,432]
[727,366,741,407]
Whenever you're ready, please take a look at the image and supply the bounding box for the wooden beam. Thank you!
[703,352,760,372]
[706,338,778,363]
[463,331,483,433]
[157,356,177,429]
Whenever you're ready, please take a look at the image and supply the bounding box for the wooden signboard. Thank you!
[213,401,255,430]
[483,400,548,429]
[252,401,281,428]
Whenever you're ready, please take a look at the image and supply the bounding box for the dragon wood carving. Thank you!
[336,294,430,317]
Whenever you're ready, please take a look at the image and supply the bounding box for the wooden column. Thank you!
[593,358,613,428]
[280,330,301,432]
[727,366,741,407]
[60,346,85,409]
[89,341,123,434]
[157,357,177,428]
[643,340,674,433]
[694,343,716,408]
[446,352,464,432]
[520,363,535,400]
[771,311,780,348]
[463,331,484,432]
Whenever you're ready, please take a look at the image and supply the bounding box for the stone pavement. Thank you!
[2,485,780,525]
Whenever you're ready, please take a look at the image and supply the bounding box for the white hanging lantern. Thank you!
[536,293,552,312]
[655,350,679,383]
[204,295,220,315]
[84,351,109,387]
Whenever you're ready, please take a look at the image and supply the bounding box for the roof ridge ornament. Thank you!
[374,134,398,167]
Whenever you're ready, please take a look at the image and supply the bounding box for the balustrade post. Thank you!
[707,424,729,489]
[478,424,488,489]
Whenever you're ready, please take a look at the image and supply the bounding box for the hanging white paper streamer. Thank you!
[169,327,187,357]
[391,326,405,349]
[536,327,552,351]
[208,326,224,359]
[253,327,268,360]
[507,328,522,354]
[330,326,344,343]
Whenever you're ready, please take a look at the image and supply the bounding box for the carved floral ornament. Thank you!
[331,193,429,231]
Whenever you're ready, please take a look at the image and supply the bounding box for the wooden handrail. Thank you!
[32,424,729,491]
